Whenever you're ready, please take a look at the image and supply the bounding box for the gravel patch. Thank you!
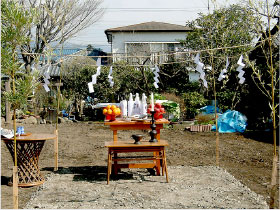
[24,166,268,209]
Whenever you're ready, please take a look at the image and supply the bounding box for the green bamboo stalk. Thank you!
[266,1,278,208]
[12,48,18,209]
[54,3,66,171]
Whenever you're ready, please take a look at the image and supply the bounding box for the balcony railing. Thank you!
[108,51,190,65]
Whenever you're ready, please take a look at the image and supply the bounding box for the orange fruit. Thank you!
[106,105,111,110]
[111,105,117,110]
[113,108,121,115]
[107,109,113,115]
[103,108,108,115]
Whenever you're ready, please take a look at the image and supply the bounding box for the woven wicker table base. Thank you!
[4,140,46,187]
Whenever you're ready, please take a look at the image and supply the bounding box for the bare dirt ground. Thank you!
[1,121,279,209]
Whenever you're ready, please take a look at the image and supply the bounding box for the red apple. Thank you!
[155,108,160,113]
[106,115,111,121]
[155,103,161,109]
[147,108,151,114]
[160,108,165,113]
[154,112,161,119]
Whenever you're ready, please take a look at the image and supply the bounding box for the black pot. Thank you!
[131,134,144,144]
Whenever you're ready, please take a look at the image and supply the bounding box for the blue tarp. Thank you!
[212,110,247,133]
[200,105,222,114]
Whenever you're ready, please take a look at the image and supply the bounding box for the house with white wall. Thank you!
[105,22,192,64]
[105,21,200,81]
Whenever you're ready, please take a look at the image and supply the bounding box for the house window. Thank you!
[125,42,183,64]
[127,43,150,55]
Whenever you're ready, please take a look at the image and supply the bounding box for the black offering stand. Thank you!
[149,110,158,142]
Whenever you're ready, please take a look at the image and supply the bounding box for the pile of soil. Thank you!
[1,122,279,209]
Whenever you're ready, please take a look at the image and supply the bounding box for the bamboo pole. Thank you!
[54,129,58,171]
[12,50,18,208]
[54,6,66,171]
[265,1,279,208]
[5,80,11,123]
[13,166,18,209]
[209,51,220,166]
[269,155,278,209]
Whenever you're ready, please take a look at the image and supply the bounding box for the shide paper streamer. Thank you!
[108,66,114,87]
[218,57,230,81]
[43,65,51,92]
[236,55,245,84]
[194,53,208,88]
[153,65,160,89]
[88,57,102,93]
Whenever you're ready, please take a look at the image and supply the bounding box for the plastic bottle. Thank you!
[141,93,147,118]
[127,93,134,117]
[120,99,127,117]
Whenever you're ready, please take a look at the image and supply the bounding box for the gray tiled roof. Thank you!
[105,21,192,33]
[36,64,61,77]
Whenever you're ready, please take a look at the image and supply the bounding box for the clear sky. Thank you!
[66,0,240,52]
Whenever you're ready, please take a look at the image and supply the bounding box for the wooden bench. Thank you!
[105,140,169,184]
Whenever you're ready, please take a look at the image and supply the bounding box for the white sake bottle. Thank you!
[120,99,127,118]
[132,93,141,116]
[127,93,134,117]
[141,93,147,118]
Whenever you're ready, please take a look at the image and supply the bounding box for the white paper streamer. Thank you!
[44,71,50,79]
[153,65,160,89]
[92,75,97,84]
[88,57,102,92]
[88,82,94,93]
[153,82,159,88]
[236,55,245,84]
[96,66,101,76]
[218,57,230,81]
[96,57,101,66]
[194,53,208,88]
[108,66,114,87]
[43,65,51,92]
[43,83,50,92]
[43,78,50,85]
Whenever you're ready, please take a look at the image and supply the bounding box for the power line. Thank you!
[103,7,207,10]
[102,8,207,12]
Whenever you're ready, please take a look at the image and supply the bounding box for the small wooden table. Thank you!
[104,118,169,142]
[104,119,169,181]
[105,140,169,184]
[2,133,57,187]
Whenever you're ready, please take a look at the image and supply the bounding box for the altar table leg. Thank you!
[163,149,169,183]
[107,150,112,184]
[113,130,118,142]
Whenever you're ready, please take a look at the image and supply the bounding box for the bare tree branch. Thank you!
[20,0,104,69]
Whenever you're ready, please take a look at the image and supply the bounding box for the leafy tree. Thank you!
[241,0,279,129]
[158,63,198,95]
[243,0,279,207]
[19,0,104,71]
[1,0,39,113]
[62,60,155,116]
[181,4,260,109]
[182,91,207,119]
[1,1,40,208]
[63,57,153,115]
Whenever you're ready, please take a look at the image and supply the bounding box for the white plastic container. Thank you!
[127,93,134,117]
[120,100,127,117]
